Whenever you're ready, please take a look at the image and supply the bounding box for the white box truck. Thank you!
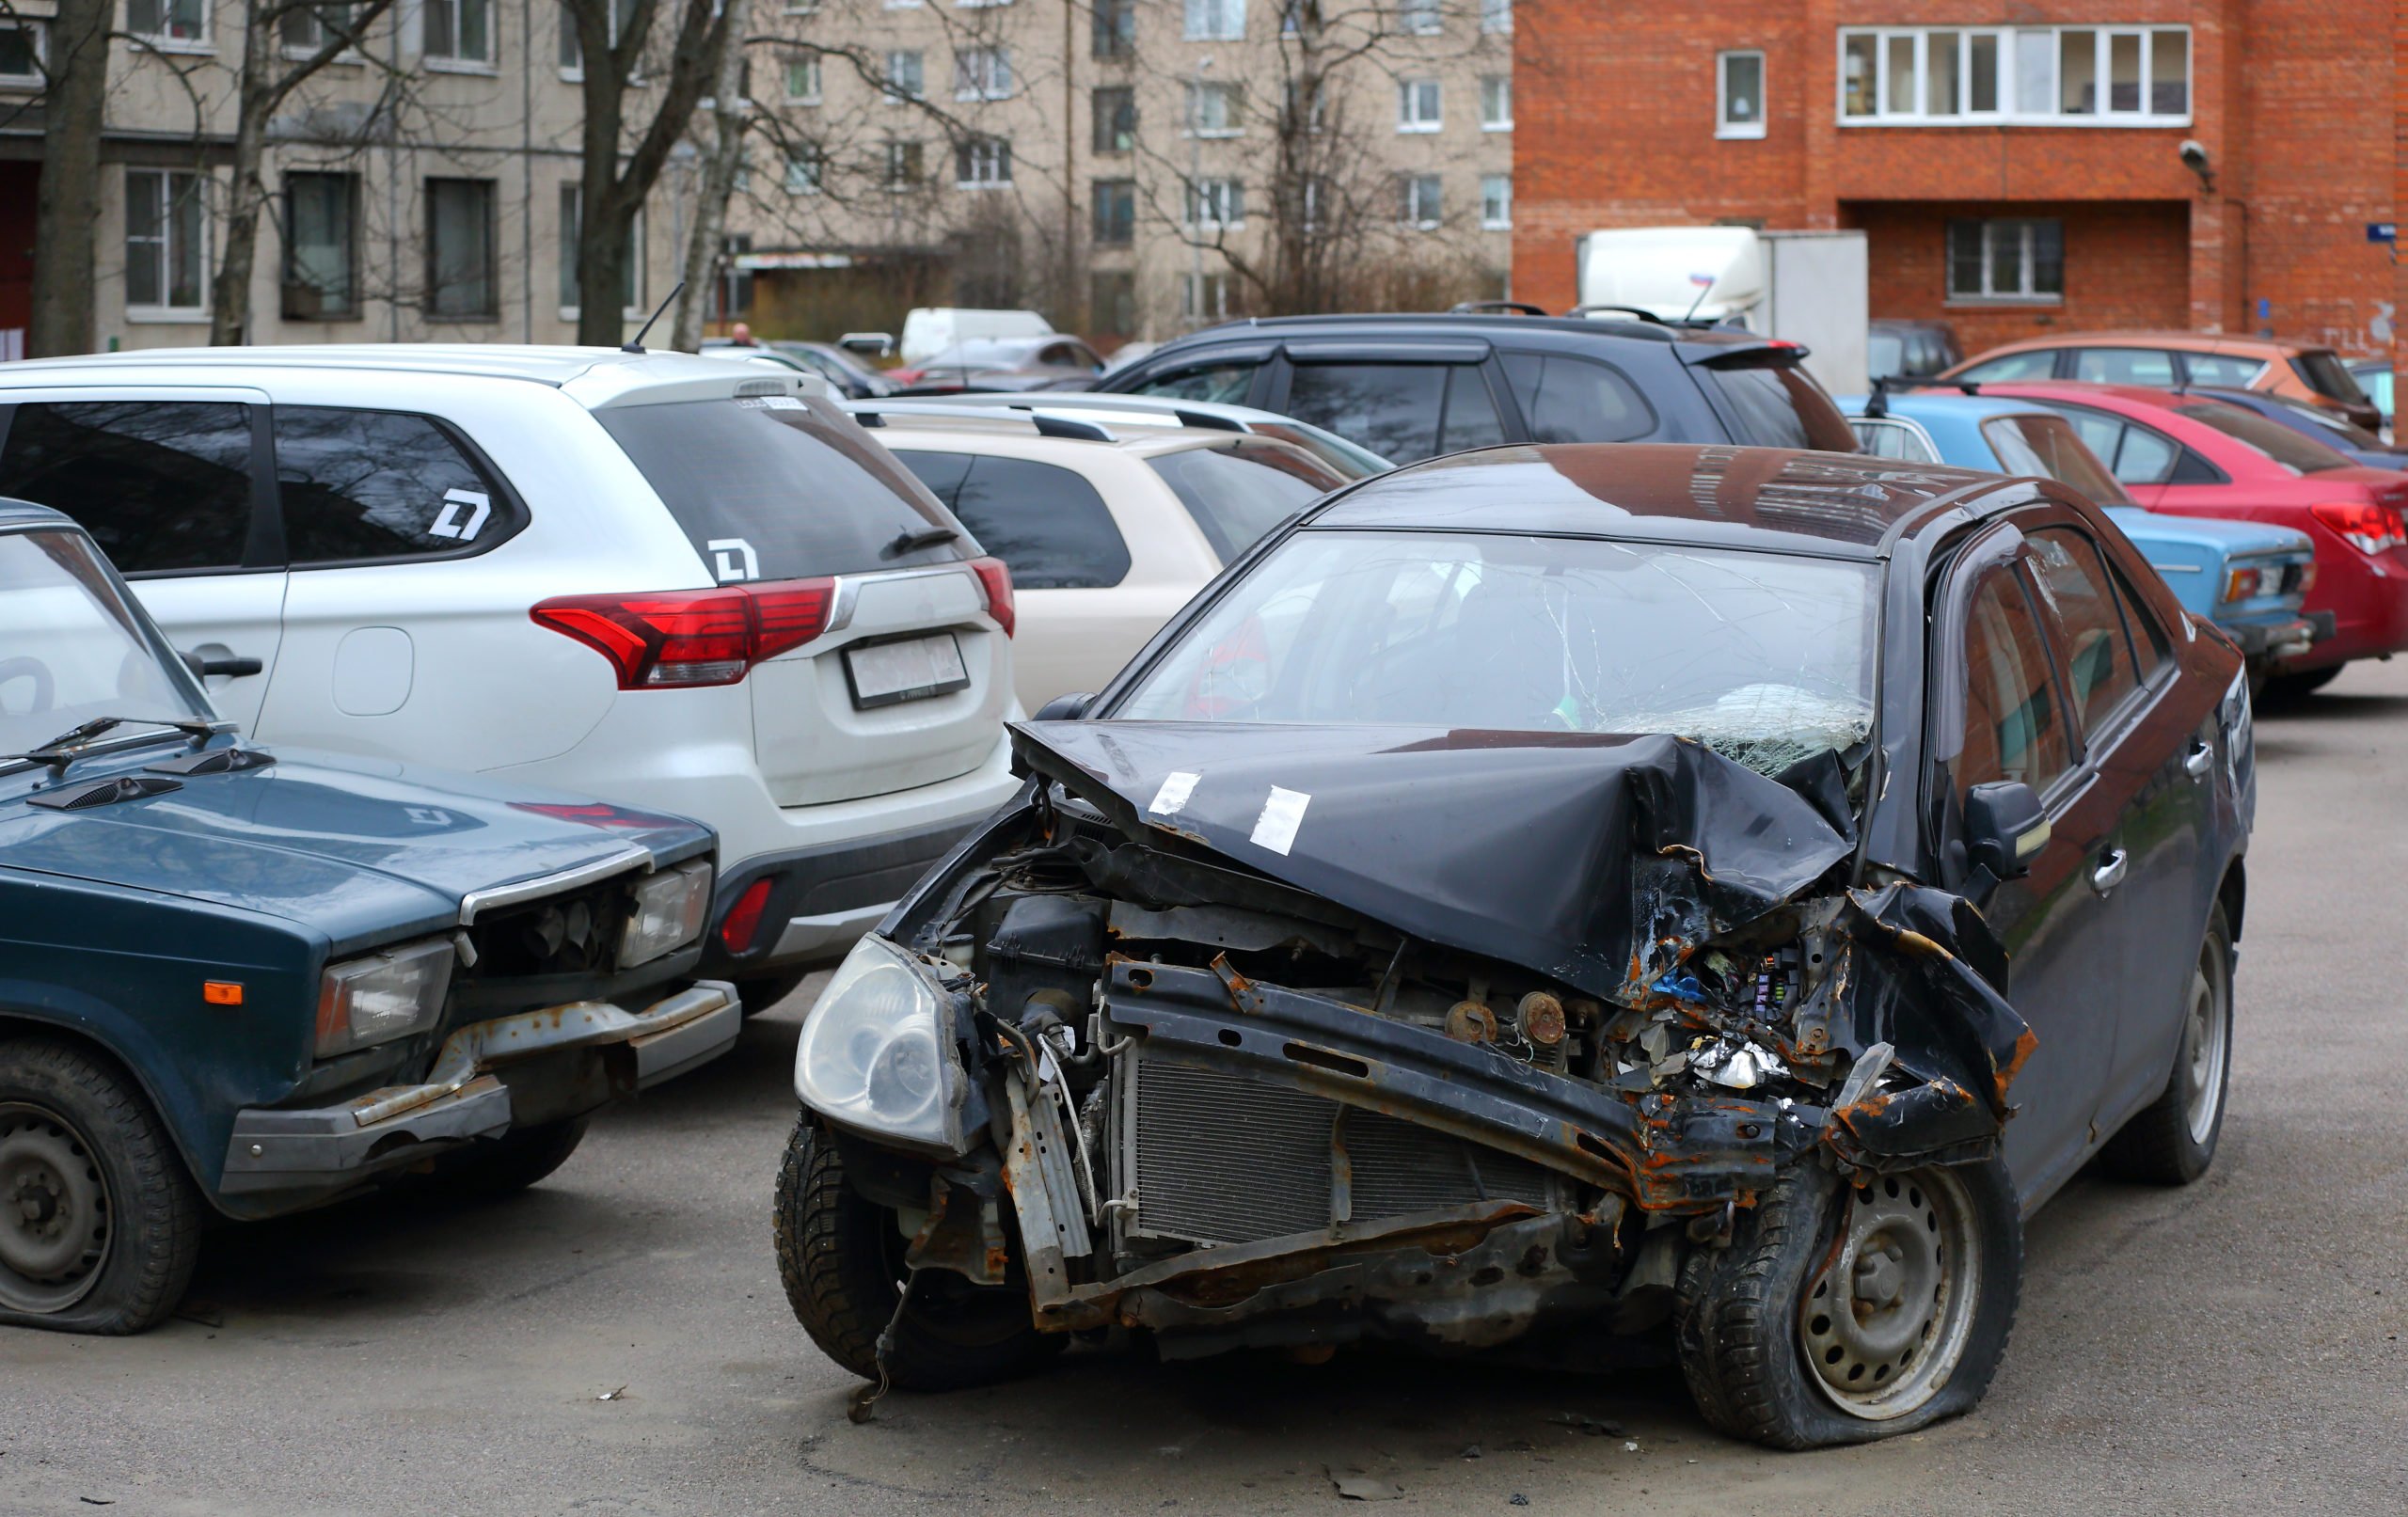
[1574,227,1870,396]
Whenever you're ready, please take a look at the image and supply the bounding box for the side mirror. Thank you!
[1032,692,1094,722]
[838,331,895,358]
[1964,780,2048,879]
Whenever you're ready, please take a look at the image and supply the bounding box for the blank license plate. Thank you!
[845,634,971,708]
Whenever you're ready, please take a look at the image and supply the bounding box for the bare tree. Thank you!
[671,0,752,351]
[563,0,731,344]
[17,0,113,356]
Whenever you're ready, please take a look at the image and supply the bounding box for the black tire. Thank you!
[426,1116,591,1200]
[2261,665,2341,702]
[1675,1159,2022,1449]
[2100,904,2233,1185]
[771,1118,1059,1391]
[0,1038,203,1335]
[737,969,812,1018]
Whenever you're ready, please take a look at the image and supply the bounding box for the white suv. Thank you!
[0,347,1022,1008]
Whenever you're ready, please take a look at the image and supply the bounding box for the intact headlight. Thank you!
[794,934,967,1154]
[316,938,454,1058]
[620,859,714,969]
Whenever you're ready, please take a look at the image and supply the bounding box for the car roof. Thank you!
[848,407,1270,457]
[1839,390,2053,423]
[1963,330,2320,356]
[0,343,740,388]
[1140,310,1776,354]
[1305,443,2028,558]
[1973,378,2208,412]
[0,498,73,532]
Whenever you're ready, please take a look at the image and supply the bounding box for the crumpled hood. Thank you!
[1012,720,1855,1003]
[0,744,711,949]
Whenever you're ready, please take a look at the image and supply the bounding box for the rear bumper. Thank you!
[2288,547,2408,671]
[700,817,984,977]
[218,982,738,1207]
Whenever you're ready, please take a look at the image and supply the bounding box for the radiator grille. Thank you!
[1124,1055,1559,1248]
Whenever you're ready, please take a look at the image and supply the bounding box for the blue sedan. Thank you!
[1845,389,2318,673]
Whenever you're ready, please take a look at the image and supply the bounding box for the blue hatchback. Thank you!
[0,501,737,1334]
[1845,389,2319,672]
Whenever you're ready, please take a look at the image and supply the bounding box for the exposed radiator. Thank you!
[1118,1052,1560,1249]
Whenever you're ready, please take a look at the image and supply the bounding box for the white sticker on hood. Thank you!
[1249,786,1310,856]
[1149,770,1201,816]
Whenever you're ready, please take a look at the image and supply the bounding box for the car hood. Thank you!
[1011,719,1856,1003]
[2103,505,2312,557]
[0,742,710,952]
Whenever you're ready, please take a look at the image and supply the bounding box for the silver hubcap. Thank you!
[2181,936,2231,1146]
[1800,1168,1980,1420]
[0,1104,111,1314]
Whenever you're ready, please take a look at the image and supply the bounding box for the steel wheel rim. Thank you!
[0,1102,112,1314]
[2182,936,2231,1146]
[1799,1168,1980,1420]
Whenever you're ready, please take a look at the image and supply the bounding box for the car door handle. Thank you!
[182,651,264,679]
[2184,741,2213,779]
[2091,849,2129,894]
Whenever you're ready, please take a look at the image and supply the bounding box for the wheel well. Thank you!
[0,1013,207,1197]
[2217,858,2246,941]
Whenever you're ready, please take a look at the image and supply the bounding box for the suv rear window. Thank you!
[1148,440,1345,561]
[1499,353,1656,443]
[1703,361,1861,452]
[594,394,960,583]
[2291,351,2370,406]
[2173,401,2353,474]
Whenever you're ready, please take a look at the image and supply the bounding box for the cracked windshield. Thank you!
[1117,529,1879,774]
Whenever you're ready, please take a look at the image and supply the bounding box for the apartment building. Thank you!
[729,0,1516,343]
[1513,2,2403,367]
[0,0,681,355]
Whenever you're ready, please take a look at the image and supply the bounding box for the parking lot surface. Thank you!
[7,666,2407,1517]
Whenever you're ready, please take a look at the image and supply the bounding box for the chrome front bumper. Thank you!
[220,981,739,1196]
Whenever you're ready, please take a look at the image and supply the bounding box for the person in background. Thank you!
[727,322,758,346]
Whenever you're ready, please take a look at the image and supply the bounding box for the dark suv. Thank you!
[1093,313,1862,463]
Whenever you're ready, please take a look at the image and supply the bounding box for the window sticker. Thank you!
[427,487,492,542]
[708,537,759,582]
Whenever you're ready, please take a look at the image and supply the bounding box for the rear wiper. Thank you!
[883,525,960,559]
[2,716,220,773]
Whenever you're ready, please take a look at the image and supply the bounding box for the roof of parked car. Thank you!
[0,498,72,531]
[1972,378,2227,411]
[1307,443,2024,556]
[0,344,750,388]
[850,407,1287,456]
[1146,310,1792,353]
[1957,331,2324,355]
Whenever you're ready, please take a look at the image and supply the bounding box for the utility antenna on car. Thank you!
[621,281,686,355]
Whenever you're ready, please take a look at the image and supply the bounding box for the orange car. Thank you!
[1943,331,2382,434]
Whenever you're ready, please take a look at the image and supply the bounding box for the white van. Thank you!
[899,308,1054,364]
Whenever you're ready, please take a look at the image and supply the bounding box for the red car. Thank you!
[1979,381,2408,695]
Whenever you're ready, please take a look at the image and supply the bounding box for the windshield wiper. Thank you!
[883,525,960,559]
[2,716,220,772]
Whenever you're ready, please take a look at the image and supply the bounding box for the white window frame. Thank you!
[783,53,821,104]
[956,135,1012,188]
[1400,172,1441,229]
[1186,79,1243,137]
[0,18,47,86]
[1182,270,1232,321]
[883,48,924,102]
[953,44,1011,101]
[1480,173,1510,230]
[1187,177,1243,229]
[278,4,362,62]
[127,0,212,50]
[423,0,497,71]
[781,0,818,12]
[1837,24,2190,127]
[1717,49,1765,138]
[1184,0,1244,42]
[1399,0,1441,37]
[883,140,925,190]
[1479,0,1510,36]
[123,167,212,321]
[1947,216,2064,305]
[782,144,825,195]
[1479,73,1511,131]
[1397,77,1441,133]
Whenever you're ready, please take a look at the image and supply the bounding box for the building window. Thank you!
[1480,173,1510,229]
[124,168,208,314]
[558,183,642,314]
[1480,74,1511,131]
[884,140,925,189]
[279,3,353,54]
[1397,78,1440,132]
[1399,0,1440,36]
[782,144,825,194]
[1399,173,1441,228]
[1718,50,1765,137]
[784,54,821,103]
[1092,179,1136,245]
[282,171,357,319]
[1182,270,1232,320]
[782,0,817,12]
[1479,0,1509,33]
[883,49,924,101]
[1187,177,1243,229]
[127,0,207,44]
[1092,87,1136,151]
[956,135,1011,188]
[1840,25,2188,126]
[1093,0,1134,58]
[425,177,497,319]
[424,0,493,63]
[1184,0,1243,42]
[1091,271,1137,336]
[1187,80,1242,135]
[559,0,637,75]
[0,20,45,85]
[1947,217,2064,304]
[953,45,1012,101]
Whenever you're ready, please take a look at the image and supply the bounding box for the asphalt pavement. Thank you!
[6,662,2407,1516]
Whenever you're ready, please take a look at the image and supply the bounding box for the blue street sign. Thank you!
[2370,223,2398,244]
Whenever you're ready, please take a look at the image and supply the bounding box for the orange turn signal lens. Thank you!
[202,981,245,1006]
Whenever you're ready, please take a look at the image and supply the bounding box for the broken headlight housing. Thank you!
[619,860,714,969]
[794,933,967,1154]
[315,938,454,1058]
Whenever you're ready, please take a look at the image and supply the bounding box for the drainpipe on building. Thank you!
[1188,55,1210,327]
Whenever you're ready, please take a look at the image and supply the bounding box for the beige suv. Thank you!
[848,403,1352,711]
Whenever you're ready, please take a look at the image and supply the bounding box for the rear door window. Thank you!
[0,400,258,574]
[891,450,1130,589]
[2070,348,2178,386]
[1130,359,1262,405]
[1283,362,1498,462]
[1500,352,1656,443]
[594,394,960,583]
[1956,349,2062,383]
[1147,440,1346,561]
[2172,401,2353,474]
[2181,352,2266,387]
[274,406,521,564]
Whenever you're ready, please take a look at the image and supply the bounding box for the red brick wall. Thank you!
[1850,199,2192,352]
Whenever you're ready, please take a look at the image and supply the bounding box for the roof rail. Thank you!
[1449,300,1550,316]
[846,399,1117,442]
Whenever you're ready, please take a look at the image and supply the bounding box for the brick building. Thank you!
[1513,3,2406,374]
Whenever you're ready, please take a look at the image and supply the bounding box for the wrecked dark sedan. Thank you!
[772,444,2253,1448]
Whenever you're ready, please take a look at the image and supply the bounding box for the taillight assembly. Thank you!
[531,578,836,689]
[2310,500,2408,557]
[970,556,1016,637]
[720,877,776,953]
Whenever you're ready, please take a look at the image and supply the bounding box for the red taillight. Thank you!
[971,556,1015,637]
[721,877,774,952]
[531,578,835,688]
[886,368,925,386]
[2309,500,2408,557]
